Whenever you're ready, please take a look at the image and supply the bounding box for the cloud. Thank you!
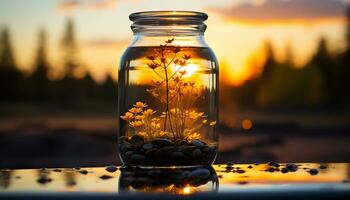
[208,0,348,23]
[57,0,118,12]
[84,38,130,49]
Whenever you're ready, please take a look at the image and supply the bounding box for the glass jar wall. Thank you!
[117,11,219,167]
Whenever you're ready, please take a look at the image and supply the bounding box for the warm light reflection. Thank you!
[183,186,191,194]
[1,164,349,193]
[180,63,198,77]
[242,119,253,130]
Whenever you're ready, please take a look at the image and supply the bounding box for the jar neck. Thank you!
[129,34,208,47]
[131,24,206,37]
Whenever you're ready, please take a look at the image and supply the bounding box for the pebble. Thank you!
[178,145,197,153]
[67,180,77,186]
[130,134,144,143]
[119,136,129,143]
[238,181,248,185]
[155,146,174,156]
[181,171,191,178]
[120,142,132,152]
[226,166,234,171]
[105,165,118,173]
[130,135,144,149]
[53,169,62,172]
[202,147,214,154]
[131,140,144,150]
[100,175,113,180]
[343,179,350,183]
[267,168,276,173]
[319,165,328,170]
[281,168,288,174]
[79,170,88,175]
[286,163,298,172]
[268,161,280,168]
[145,148,157,156]
[309,169,319,175]
[148,170,161,176]
[237,169,246,174]
[226,162,234,166]
[189,168,210,179]
[152,138,174,146]
[247,165,253,169]
[130,154,146,161]
[171,151,184,158]
[191,149,202,157]
[142,143,154,150]
[37,177,52,184]
[191,139,204,147]
[175,140,189,146]
[124,151,134,158]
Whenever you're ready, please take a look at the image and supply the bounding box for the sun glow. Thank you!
[180,63,199,77]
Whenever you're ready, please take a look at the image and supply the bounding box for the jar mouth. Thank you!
[130,11,208,23]
[129,11,208,35]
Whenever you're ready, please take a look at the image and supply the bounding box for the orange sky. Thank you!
[0,0,348,85]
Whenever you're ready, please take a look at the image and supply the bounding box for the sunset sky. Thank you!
[0,0,349,85]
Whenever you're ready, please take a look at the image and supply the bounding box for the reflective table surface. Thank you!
[1,163,350,199]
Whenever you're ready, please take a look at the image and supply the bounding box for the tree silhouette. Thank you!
[284,42,294,66]
[61,18,79,77]
[31,28,50,100]
[0,27,21,101]
[309,37,333,104]
[0,27,16,69]
[34,29,49,75]
[260,40,277,82]
[255,40,277,108]
[334,5,350,105]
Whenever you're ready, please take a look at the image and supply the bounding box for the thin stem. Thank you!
[160,47,175,136]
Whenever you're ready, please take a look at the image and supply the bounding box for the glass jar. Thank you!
[117,11,219,167]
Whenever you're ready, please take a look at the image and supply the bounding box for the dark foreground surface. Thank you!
[1,163,349,199]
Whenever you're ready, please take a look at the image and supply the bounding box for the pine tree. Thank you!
[260,40,276,82]
[0,27,16,70]
[31,28,50,100]
[0,27,21,101]
[61,18,78,77]
[310,37,333,104]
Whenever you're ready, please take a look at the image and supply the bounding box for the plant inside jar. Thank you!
[119,39,217,166]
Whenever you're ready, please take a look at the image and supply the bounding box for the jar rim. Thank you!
[129,11,208,22]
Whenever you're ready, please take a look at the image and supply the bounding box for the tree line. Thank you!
[222,6,350,109]
[0,10,350,110]
[0,18,116,107]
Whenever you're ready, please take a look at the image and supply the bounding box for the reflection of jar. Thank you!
[118,11,219,167]
[119,166,219,194]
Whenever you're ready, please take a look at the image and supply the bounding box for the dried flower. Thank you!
[129,107,142,114]
[121,112,134,121]
[135,115,145,120]
[130,120,143,127]
[147,63,159,70]
[143,109,156,116]
[183,55,191,60]
[134,102,147,108]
